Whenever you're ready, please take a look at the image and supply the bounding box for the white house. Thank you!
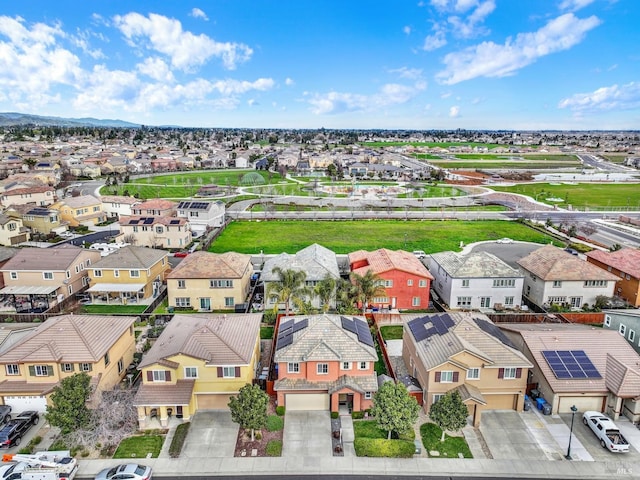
[518,245,618,309]
[176,200,225,235]
[428,251,524,310]
[100,195,141,219]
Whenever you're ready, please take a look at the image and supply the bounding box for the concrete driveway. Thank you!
[181,411,238,458]
[282,411,332,457]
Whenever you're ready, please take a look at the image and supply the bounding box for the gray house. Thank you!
[603,309,640,354]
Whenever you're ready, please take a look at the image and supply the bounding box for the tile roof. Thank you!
[348,248,434,279]
[92,246,168,269]
[2,186,54,196]
[166,251,251,279]
[274,374,378,393]
[1,244,96,271]
[586,248,640,279]
[605,355,640,398]
[61,194,101,208]
[133,379,195,406]
[262,243,340,282]
[0,380,58,395]
[138,313,262,368]
[99,195,140,205]
[498,323,640,395]
[429,251,522,278]
[120,215,188,227]
[517,244,619,281]
[454,383,487,405]
[273,314,378,363]
[134,199,177,210]
[0,314,137,363]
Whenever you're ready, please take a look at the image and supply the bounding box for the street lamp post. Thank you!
[565,405,578,460]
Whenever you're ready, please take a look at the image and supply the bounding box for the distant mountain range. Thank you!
[0,112,141,128]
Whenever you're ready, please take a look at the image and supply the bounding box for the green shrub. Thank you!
[276,406,285,416]
[263,310,276,325]
[255,431,262,440]
[18,447,32,454]
[49,439,68,451]
[354,438,415,458]
[352,411,365,420]
[265,440,282,456]
[331,411,339,419]
[169,422,191,458]
[266,415,284,432]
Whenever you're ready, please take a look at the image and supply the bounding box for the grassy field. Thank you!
[209,220,555,254]
[449,154,577,161]
[427,160,580,169]
[137,170,287,186]
[492,183,640,208]
[360,141,508,149]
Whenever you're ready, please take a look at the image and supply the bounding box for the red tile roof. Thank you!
[586,248,640,279]
[348,248,433,279]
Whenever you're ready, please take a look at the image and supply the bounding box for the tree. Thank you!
[370,381,420,440]
[335,278,359,314]
[350,270,386,313]
[228,384,269,441]
[314,274,336,313]
[45,373,93,434]
[266,267,311,316]
[428,391,469,442]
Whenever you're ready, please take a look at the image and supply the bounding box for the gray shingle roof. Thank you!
[429,251,522,278]
[1,244,91,271]
[262,244,339,282]
[518,244,619,281]
[92,246,168,269]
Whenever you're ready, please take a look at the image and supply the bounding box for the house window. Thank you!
[155,226,163,234]
[130,270,140,278]
[433,394,444,403]
[584,280,606,287]
[68,285,73,295]
[503,368,517,379]
[222,367,236,378]
[629,330,636,342]
[504,296,514,306]
[604,315,611,327]
[5,365,19,375]
[456,296,471,307]
[467,368,480,380]
[384,280,393,287]
[419,280,427,287]
[43,272,53,280]
[462,279,470,287]
[440,371,454,383]
[80,363,91,372]
[9,272,17,280]
[114,270,119,278]
[175,297,191,307]
[552,280,562,288]
[373,297,388,303]
[619,324,626,336]
[210,279,233,288]
[317,363,329,375]
[62,363,73,373]
[287,363,300,373]
[407,279,413,286]
[117,358,124,374]
[184,367,198,378]
[358,362,368,370]
[548,296,566,304]
[224,297,234,307]
[341,362,350,370]
[66,270,70,278]
[177,280,186,289]
[35,365,49,376]
[152,370,166,381]
[93,269,102,277]
[364,392,372,400]
[570,297,582,308]
[493,279,515,288]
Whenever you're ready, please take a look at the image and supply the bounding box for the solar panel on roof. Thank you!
[354,318,374,347]
[276,332,293,350]
[170,219,181,224]
[472,317,516,349]
[542,350,601,379]
[292,318,308,333]
[408,318,430,342]
[143,218,154,224]
[341,316,356,334]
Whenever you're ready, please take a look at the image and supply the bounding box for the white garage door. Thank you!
[4,396,48,413]
[558,396,604,413]
[286,393,329,411]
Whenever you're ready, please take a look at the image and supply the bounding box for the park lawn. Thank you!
[101,183,201,199]
[113,434,164,459]
[209,220,555,255]
[420,422,473,458]
[82,305,148,314]
[380,325,404,340]
[137,170,287,186]
[429,160,578,169]
[492,182,640,208]
[361,141,506,149]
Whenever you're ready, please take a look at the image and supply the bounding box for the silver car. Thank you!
[95,464,152,480]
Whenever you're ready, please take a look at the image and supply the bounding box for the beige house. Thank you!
[132,199,177,217]
[0,186,56,208]
[52,195,106,227]
[118,216,191,249]
[402,312,532,426]
[0,245,100,311]
[0,215,29,246]
[0,314,138,412]
[6,205,62,235]
[166,251,252,311]
[100,195,141,219]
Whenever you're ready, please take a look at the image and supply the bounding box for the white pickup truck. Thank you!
[582,411,630,453]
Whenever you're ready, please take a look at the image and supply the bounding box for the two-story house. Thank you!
[0,186,56,208]
[0,314,137,412]
[428,251,524,310]
[603,309,640,355]
[132,199,177,217]
[263,244,340,312]
[5,205,62,236]
[518,245,618,309]
[402,312,532,426]
[166,251,252,311]
[51,195,106,227]
[274,314,378,413]
[118,216,191,249]
[133,313,262,427]
[348,248,433,310]
[586,248,640,307]
[0,244,100,311]
[86,246,169,304]
[176,200,225,236]
[0,214,29,246]
[100,195,141,219]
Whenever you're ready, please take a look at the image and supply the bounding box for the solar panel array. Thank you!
[170,219,181,224]
[276,318,309,350]
[178,201,210,210]
[340,316,374,347]
[473,317,517,349]
[541,350,601,379]
[408,314,455,342]
[143,218,154,224]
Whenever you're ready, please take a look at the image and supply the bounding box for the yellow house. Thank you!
[86,246,170,303]
[166,251,252,311]
[0,314,138,412]
[6,205,61,235]
[133,313,262,428]
[0,214,29,246]
[52,194,106,227]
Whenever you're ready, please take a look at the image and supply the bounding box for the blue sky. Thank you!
[0,0,638,130]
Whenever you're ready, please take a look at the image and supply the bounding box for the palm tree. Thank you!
[266,267,311,316]
[335,278,358,314]
[350,270,387,313]
[314,274,337,313]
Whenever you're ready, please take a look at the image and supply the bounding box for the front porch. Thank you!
[133,378,195,429]
[85,283,164,306]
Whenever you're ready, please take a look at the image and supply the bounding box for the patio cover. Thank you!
[0,285,59,295]
[87,283,145,293]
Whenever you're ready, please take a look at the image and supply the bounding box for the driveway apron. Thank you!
[182,411,238,458]
[283,411,332,457]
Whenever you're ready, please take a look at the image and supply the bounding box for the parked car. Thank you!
[495,237,514,244]
[0,462,28,480]
[94,464,152,480]
[564,247,579,256]
[582,411,629,453]
[14,411,39,426]
[412,250,426,259]
[0,406,10,425]
[173,251,189,258]
[0,412,39,448]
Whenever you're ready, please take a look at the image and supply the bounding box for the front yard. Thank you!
[420,422,473,458]
[113,433,164,459]
[353,420,415,458]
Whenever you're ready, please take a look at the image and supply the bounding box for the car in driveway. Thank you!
[173,251,189,258]
[0,406,10,425]
[582,411,629,453]
[95,464,152,480]
[0,411,39,448]
[495,237,514,244]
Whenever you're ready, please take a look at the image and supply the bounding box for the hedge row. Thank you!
[169,422,191,458]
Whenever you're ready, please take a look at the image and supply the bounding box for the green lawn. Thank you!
[492,182,640,208]
[380,325,404,340]
[354,420,414,441]
[428,160,579,169]
[136,170,287,186]
[210,220,555,254]
[260,326,274,339]
[420,422,473,458]
[361,141,508,149]
[113,434,164,459]
[82,305,148,314]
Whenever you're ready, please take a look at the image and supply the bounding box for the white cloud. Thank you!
[137,57,175,83]
[559,0,595,12]
[449,105,460,117]
[112,12,252,71]
[403,25,412,35]
[247,99,258,106]
[388,67,423,80]
[423,24,447,51]
[210,78,274,96]
[285,77,295,86]
[447,0,495,39]
[558,82,640,112]
[190,8,209,21]
[69,29,105,59]
[440,92,452,98]
[436,13,601,85]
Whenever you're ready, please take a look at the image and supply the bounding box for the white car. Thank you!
[412,250,426,259]
[95,464,152,480]
[495,237,514,244]
[582,411,629,453]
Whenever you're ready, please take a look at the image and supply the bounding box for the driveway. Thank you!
[181,411,238,458]
[282,411,332,457]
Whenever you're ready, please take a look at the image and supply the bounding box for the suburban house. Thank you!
[273,314,378,413]
[586,248,640,307]
[348,248,433,310]
[0,186,56,208]
[603,309,640,355]
[5,205,62,235]
[499,323,640,421]
[517,245,618,309]
[118,216,191,249]
[100,195,141,219]
[0,244,100,311]
[166,251,252,311]
[402,312,532,426]
[263,244,341,312]
[86,246,170,304]
[0,247,17,290]
[133,313,262,427]
[132,199,177,217]
[428,251,524,310]
[0,214,29,246]
[0,314,137,412]
[176,200,225,235]
[51,195,106,227]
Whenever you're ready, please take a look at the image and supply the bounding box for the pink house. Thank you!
[273,314,378,413]
[348,248,434,310]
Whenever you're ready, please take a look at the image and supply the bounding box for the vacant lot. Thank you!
[210,220,554,254]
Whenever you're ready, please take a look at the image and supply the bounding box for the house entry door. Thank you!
[200,298,211,310]
[480,297,491,308]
